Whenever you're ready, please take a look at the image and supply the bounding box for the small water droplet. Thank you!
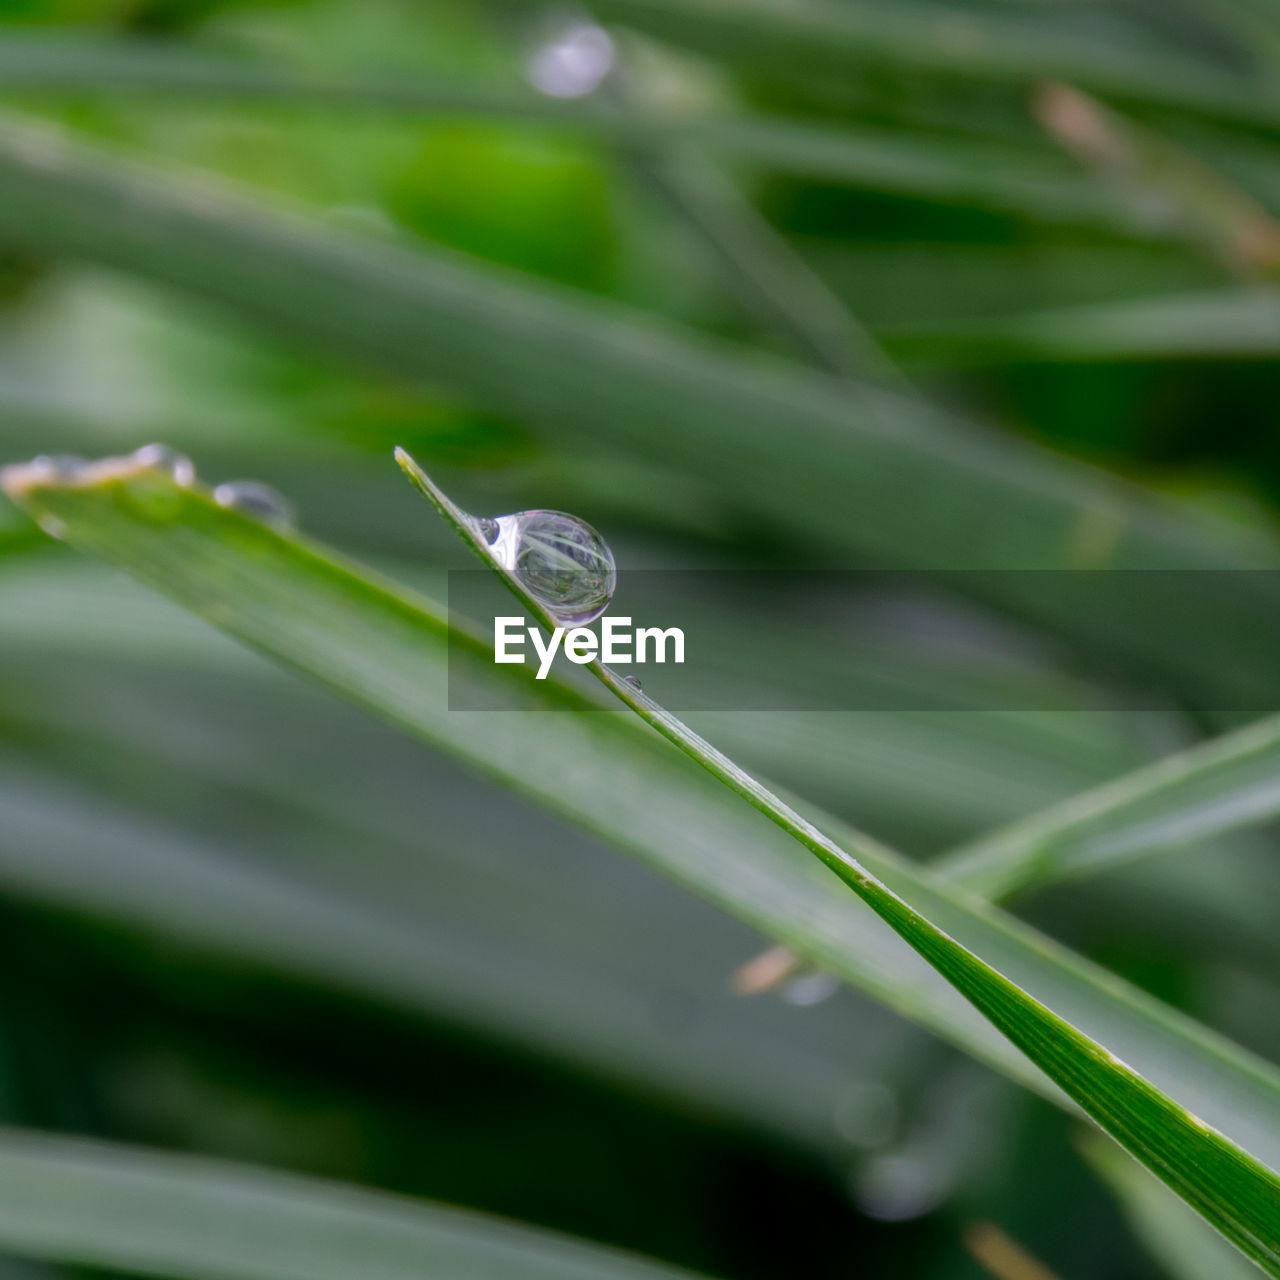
[483,509,615,625]
[852,1152,949,1222]
[622,673,642,691]
[133,443,195,487]
[31,454,86,479]
[782,972,840,1007]
[214,480,295,529]
[527,22,614,99]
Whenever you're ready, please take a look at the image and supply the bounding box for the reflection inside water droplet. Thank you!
[480,509,616,625]
[623,673,642,691]
[214,480,295,529]
[133,443,195,487]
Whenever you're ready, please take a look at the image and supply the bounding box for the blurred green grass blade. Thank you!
[1032,82,1280,277]
[0,118,1276,709]
[0,37,1136,229]
[592,59,900,382]
[890,287,1280,366]
[552,0,1280,129]
[935,714,1280,899]
[1082,1132,1267,1279]
[612,141,898,382]
[0,27,900,383]
[0,748,890,1151]
[0,1128,710,1280]
[11,459,1280,1272]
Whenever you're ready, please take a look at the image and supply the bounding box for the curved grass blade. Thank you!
[7,453,1280,1268]
[395,447,1280,1272]
[935,713,1280,899]
[0,116,1276,711]
[0,1127,711,1280]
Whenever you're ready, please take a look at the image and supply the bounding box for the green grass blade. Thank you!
[0,37,1137,228]
[612,140,899,381]
[0,116,1275,708]
[9,453,1280,1272]
[0,1128,709,1280]
[935,713,1280,899]
[1082,1132,1267,1279]
[890,287,1280,367]
[396,447,1280,1272]
[552,0,1280,129]
[0,28,900,383]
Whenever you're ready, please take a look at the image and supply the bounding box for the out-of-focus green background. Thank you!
[3,0,1280,1277]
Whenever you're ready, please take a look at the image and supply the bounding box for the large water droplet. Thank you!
[622,673,642,691]
[214,480,295,529]
[481,509,616,625]
[133,443,195,487]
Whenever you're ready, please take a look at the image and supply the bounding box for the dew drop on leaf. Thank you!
[480,509,616,625]
[133,443,195,487]
[31,454,86,479]
[214,480,295,529]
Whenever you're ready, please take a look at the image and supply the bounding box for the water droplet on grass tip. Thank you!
[133,443,195,486]
[214,480,295,529]
[481,509,616,625]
